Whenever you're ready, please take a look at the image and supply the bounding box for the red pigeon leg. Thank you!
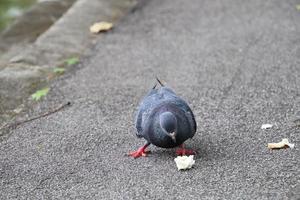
[128,142,151,158]
[176,144,196,156]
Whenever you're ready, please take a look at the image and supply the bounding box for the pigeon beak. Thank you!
[170,132,176,143]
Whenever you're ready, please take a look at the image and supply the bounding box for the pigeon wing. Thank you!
[176,98,197,135]
[135,88,159,137]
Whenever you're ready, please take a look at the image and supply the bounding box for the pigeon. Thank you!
[129,78,197,158]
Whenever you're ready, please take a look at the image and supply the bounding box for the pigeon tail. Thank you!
[156,77,164,86]
[152,83,157,89]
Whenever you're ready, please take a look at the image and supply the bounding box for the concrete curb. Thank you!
[0,0,141,129]
[0,0,76,56]
[10,0,139,66]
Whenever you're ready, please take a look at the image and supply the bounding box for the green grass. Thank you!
[65,57,79,66]
[53,67,66,74]
[31,87,49,101]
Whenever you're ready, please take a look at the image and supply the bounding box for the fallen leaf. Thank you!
[90,22,113,34]
[174,155,195,170]
[268,138,295,150]
[261,124,273,129]
[53,67,66,74]
[31,88,49,101]
[13,107,23,114]
[65,57,79,66]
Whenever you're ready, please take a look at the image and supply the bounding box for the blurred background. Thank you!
[0,0,36,31]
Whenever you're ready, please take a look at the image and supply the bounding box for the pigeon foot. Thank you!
[176,144,196,156]
[128,143,150,158]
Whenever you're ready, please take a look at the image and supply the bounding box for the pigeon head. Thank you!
[159,111,177,143]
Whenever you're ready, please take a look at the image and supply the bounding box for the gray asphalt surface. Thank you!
[1,0,300,199]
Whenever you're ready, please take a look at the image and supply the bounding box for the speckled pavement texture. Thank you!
[1,0,299,199]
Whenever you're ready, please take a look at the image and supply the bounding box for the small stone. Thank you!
[261,124,273,129]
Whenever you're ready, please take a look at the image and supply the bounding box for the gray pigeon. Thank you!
[129,78,197,158]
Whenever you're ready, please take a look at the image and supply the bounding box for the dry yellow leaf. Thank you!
[90,22,113,34]
[267,138,295,150]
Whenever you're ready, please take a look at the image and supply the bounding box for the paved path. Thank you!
[1,0,299,199]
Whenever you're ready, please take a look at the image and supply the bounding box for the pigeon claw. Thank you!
[128,147,151,159]
[176,148,196,156]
